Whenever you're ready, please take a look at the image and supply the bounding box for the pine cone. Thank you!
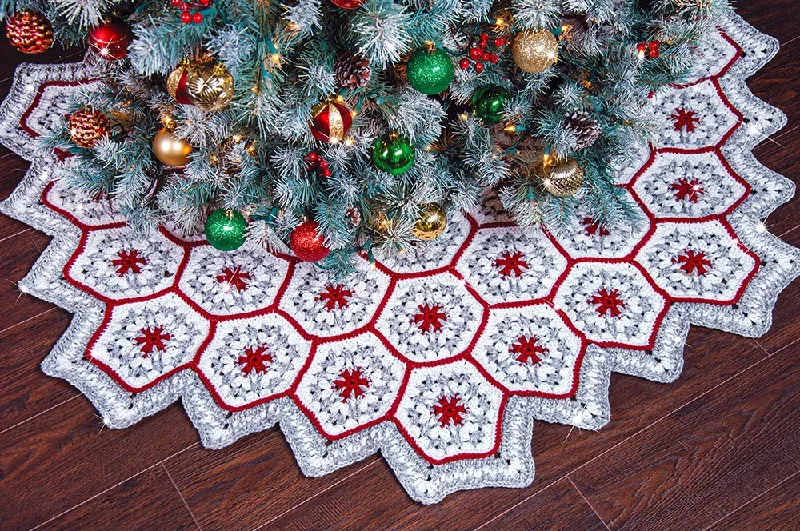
[564,110,602,150]
[5,9,54,55]
[68,108,110,149]
[334,51,372,89]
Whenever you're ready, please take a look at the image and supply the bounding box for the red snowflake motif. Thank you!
[237,345,274,375]
[111,249,147,277]
[333,368,370,401]
[591,288,625,318]
[673,249,713,276]
[670,177,704,203]
[413,303,447,333]
[432,394,468,427]
[134,326,172,357]
[670,107,700,133]
[316,284,353,311]
[510,335,550,365]
[581,217,610,237]
[494,250,529,278]
[216,265,251,292]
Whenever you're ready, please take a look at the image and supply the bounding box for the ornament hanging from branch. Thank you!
[185,61,234,111]
[411,203,447,241]
[406,43,455,95]
[205,209,248,251]
[372,132,415,175]
[5,9,53,54]
[290,221,330,262]
[310,98,353,144]
[88,18,133,61]
[152,118,193,167]
[69,108,110,149]
[511,29,558,73]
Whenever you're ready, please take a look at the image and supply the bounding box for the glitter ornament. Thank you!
[166,58,194,105]
[471,84,509,125]
[205,209,248,251]
[68,108,110,149]
[290,221,330,262]
[310,99,352,144]
[542,157,584,197]
[406,43,455,95]
[88,18,133,61]
[372,132,415,175]
[5,9,54,54]
[152,128,193,167]
[512,29,558,74]
[412,203,447,241]
[328,0,365,8]
[185,61,234,111]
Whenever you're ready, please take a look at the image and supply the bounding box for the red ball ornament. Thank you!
[290,221,330,262]
[474,62,484,73]
[328,0,365,9]
[88,18,133,61]
[310,99,352,144]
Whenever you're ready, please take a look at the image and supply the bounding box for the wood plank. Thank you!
[474,478,607,531]
[569,351,799,529]
[0,397,198,529]
[165,427,381,530]
[0,229,55,332]
[736,0,800,42]
[37,466,199,531]
[0,309,77,432]
[709,471,800,530]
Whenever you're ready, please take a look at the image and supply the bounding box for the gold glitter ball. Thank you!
[512,29,559,74]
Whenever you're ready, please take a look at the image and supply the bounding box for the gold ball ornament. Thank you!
[412,203,447,241]
[152,128,193,167]
[512,29,559,74]
[185,61,234,111]
[542,157,584,197]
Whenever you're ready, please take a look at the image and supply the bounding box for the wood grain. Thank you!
[37,466,199,531]
[569,352,800,529]
[0,309,76,431]
[0,398,198,529]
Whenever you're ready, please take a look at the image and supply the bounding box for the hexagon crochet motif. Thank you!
[0,14,798,504]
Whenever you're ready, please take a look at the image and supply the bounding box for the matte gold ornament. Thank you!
[152,128,193,167]
[542,157,584,197]
[412,202,447,241]
[512,29,558,74]
[185,61,234,111]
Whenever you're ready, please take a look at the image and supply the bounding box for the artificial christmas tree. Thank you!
[1,0,730,273]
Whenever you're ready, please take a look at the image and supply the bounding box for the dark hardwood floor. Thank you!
[1,3,798,529]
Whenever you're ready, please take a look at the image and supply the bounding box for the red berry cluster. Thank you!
[458,33,506,74]
[304,152,332,178]
[637,40,660,59]
[170,0,211,24]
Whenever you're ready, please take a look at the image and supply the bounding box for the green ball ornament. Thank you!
[471,84,509,125]
[406,44,454,95]
[372,132,415,175]
[205,209,248,251]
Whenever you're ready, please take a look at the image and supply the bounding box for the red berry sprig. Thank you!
[170,0,211,24]
[459,32,505,74]
[304,151,332,178]
[637,40,660,59]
